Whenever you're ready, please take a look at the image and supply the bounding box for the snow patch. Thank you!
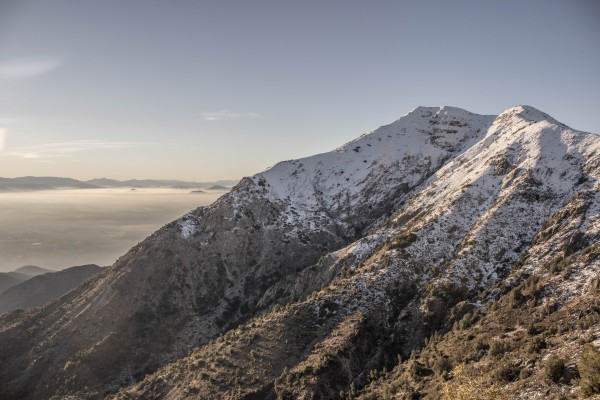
[179,213,200,239]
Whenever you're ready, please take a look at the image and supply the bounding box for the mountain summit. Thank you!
[0,106,598,399]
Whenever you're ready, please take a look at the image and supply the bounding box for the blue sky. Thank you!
[0,0,598,181]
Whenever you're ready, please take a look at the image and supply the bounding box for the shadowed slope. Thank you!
[0,264,102,314]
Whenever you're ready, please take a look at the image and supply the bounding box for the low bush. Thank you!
[544,355,564,383]
[579,344,600,396]
[492,361,519,383]
[489,339,511,357]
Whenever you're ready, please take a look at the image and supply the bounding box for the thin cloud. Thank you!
[202,110,262,121]
[0,57,62,79]
[5,140,139,159]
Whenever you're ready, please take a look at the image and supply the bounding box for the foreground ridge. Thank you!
[0,106,598,400]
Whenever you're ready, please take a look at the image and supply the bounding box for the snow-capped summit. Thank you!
[1,106,598,400]
[242,106,495,237]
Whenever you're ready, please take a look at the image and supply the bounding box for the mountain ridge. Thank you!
[0,105,598,399]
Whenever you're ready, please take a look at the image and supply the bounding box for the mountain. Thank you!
[206,185,230,191]
[0,267,55,296]
[0,264,103,314]
[0,176,98,191]
[0,106,598,400]
[0,177,238,191]
[0,272,30,294]
[86,178,238,189]
[13,265,54,276]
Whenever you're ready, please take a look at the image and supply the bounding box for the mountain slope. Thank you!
[0,106,493,400]
[111,106,599,400]
[0,264,102,314]
[0,266,52,296]
[0,272,30,294]
[1,106,598,400]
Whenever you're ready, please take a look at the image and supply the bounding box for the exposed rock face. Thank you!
[0,106,598,400]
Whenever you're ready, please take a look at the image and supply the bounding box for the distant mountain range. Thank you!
[0,177,239,191]
[0,266,54,293]
[0,264,102,314]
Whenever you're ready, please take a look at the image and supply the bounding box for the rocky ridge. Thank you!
[0,105,598,399]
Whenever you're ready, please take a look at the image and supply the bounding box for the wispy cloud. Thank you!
[0,57,62,79]
[202,110,262,121]
[5,140,138,159]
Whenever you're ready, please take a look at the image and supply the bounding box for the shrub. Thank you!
[442,364,504,400]
[474,337,490,352]
[492,361,520,383]
[489,339,511,357]
[508,287,523,308]
[544,355,564,383]
[577,312,600,330]
[526,324,543,335]
[459,311,480,330]
[432,355,453,378]
[579,344,600,396]
[527,336,546,354]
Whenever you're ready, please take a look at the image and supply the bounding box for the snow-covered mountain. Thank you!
[0,106,598,399]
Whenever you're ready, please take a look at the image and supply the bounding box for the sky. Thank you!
[0,0,598,181]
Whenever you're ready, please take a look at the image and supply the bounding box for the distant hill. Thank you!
[0,264,103,314]
[0,177,97,191]
[0,266,54,294]
[13,265,54,276]
[4,272,31,280]
[206,185,229,191]
[86,178,200,188]
[0,273,29,294]
[0,177,238,191]
[87,178,238,189]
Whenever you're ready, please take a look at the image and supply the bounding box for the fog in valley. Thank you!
[0,188,222,272]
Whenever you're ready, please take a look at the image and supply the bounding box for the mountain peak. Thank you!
[404,105,488,119]
[1,106,598,400]
[407,105,563,127]
[498,104,561,125]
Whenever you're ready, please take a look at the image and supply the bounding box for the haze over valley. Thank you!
[0,186,226,271]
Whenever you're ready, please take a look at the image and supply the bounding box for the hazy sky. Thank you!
[0,0,598,181]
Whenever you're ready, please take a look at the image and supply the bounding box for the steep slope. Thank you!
[111,106,600,400]
[0,106,494,399]
[0,264,102,314]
